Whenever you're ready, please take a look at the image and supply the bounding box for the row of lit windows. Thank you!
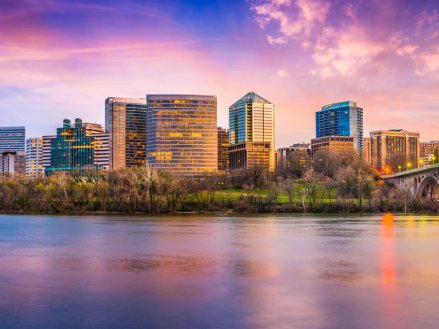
[148,100,216,105]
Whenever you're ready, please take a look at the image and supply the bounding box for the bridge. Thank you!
[382,163,439,199]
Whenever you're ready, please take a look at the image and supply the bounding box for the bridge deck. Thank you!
[382,163,439,179]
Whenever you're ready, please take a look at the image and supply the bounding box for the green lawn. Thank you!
[185,185,339,203]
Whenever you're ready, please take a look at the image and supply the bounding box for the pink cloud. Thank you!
[252,0,330,42]
[312,27,385,78]
[415,48,439,76]
[252,0,439,81]
[267,35,288,45]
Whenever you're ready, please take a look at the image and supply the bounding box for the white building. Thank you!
[92,133,110,170]
[42,135,56,175]
[26,137,44,178]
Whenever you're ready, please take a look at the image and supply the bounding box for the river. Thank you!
[0,214,438,329]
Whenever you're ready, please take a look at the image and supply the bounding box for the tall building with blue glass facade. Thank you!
[0,126,25,153]
[316,101,363,154]
[228,92,275,171]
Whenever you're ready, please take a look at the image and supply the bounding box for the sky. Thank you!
[1,0,439,146]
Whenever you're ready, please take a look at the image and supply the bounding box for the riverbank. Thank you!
[1,201,437,216]
[1,166,437,215]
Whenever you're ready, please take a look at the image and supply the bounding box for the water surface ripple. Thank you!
[0,214,438,329]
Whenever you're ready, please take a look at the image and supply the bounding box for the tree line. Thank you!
[0,151,437,214]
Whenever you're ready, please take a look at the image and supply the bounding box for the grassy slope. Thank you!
[184,185,340,204]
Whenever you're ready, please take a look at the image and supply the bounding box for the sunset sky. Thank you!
[1,0,439,146]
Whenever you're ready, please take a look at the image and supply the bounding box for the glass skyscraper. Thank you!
[316,101,363,154]
[0,126,25,153]
[228,92,275,171]
[105,97,147,169]
[146,94,218,176]
[45,119,102,175]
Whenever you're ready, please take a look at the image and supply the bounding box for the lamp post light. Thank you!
[407,162,412,170]
[398,165,402,172]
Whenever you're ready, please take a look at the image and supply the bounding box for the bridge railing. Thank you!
[381,163,439,179]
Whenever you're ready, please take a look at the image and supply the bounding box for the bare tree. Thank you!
[135,164,159,213]
[297,185,310,213]
[159,173,188,214]
[280,178,295,206]
[51,171,70,201]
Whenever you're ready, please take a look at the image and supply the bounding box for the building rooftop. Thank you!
[105,97,146,105]
[230,92,272,108]
[321,101,357,111]
[370,129,419,135]
[147,94,216,100]
[0,126,25,130]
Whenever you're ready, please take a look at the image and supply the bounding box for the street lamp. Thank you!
[398,165,402,172]
[419,159,424,167]
[407,162,412,170]
[433,156,436,165]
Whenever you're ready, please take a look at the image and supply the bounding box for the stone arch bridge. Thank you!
[382,164,439,200]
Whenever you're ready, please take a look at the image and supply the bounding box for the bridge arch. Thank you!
[415,175,439,200]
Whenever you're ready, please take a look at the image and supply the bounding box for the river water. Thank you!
[0,214,439,329]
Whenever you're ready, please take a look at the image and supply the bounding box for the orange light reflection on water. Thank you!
[379,213,403,328]
[381,214,396,285]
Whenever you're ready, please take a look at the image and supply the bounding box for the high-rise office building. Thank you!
[0,151,26,176]
[311,136,355,157]
[83,122,105,135]
[277,144,311,172]
[93,133,110,171]
[363,137,371,164]
[420,141,436,158]
[370,129,420,173]
[26,137,44,178]
[45,119,103,175]
[217,127,229,172]
[316,101,363,154]
[78,122,109,169]
[420,141,439,164]
[105,97,147,169]
[42,135,56,174]
[228,92,275,171]
[228,142,271,171]
[146,94,218,176]
[0,126,25,153]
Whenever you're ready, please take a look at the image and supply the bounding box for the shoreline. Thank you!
[1,210,438,217]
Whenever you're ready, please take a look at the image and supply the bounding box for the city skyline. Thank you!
[1,0,439,146]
